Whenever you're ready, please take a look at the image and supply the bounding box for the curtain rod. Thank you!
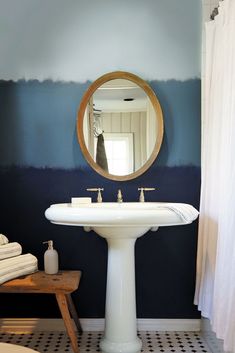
[210,0,224,20]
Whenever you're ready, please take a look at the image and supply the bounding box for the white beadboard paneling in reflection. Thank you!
[101,112,147,171]
[0,0,201,81]
[111,113,121,132]
[121,113,131,132]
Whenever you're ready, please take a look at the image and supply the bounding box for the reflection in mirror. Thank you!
[77,71,163,181]
[83,78,158,176]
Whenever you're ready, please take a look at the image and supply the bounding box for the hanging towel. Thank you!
[96,133,109,172]
[160,203,199,223]
[0,254,38,285]
[0,234,9,245]
[0,242,22,260]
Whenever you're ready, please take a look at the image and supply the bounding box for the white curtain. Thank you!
[194,1,235,352]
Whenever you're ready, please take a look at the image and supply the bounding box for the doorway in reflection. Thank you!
[103,133,133,175]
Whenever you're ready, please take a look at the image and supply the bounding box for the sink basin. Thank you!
[45,201,198,234]
[45,201,198,353]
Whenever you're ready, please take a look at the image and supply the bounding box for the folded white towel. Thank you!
[0,234,9,245]
[0,242,22,260]
[0,254,38,285]
[161,203,199,223]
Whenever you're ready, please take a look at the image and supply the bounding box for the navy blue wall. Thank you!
[0,80,200,319]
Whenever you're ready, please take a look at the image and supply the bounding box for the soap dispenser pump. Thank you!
[43,240,59,274]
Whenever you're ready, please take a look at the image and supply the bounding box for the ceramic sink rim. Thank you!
[45,202,197,227]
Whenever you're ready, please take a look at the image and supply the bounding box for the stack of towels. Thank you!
[0,234,38,285]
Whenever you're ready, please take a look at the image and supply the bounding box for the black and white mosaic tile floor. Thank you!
[0,331,212,353]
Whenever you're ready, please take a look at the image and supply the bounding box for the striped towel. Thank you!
[0,254,38,285]
[162,203,199,223]
[0,234,9,245]
[0,242,22,260]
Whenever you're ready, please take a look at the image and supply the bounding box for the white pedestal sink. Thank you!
[45,202,198,353]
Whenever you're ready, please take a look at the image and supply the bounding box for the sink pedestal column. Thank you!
[96,227,149,353]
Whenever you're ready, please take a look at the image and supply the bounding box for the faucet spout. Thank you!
[117,189,123,203]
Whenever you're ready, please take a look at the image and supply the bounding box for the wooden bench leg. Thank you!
[66,293,83,333]
[56,293,80,353]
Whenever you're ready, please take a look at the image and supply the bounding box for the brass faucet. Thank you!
[117,189,123,203]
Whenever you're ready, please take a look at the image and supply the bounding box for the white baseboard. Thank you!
[0,318,201,333]
[137,319,201,332]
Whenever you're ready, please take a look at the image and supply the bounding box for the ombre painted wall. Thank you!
[0,0,201,319]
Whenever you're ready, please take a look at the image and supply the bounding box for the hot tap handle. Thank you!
[86,188,104,203]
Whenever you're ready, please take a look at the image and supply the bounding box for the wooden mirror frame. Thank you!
[77,71,164,181]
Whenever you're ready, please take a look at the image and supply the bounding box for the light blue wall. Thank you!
[0,0,201,81]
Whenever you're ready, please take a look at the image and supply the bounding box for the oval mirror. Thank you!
[77,71,164,181]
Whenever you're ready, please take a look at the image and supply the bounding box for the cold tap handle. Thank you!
[138,187,156,202]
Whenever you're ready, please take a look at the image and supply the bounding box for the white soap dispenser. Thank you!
[43,240,59,274]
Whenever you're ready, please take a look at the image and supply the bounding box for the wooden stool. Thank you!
[0,271,82,353]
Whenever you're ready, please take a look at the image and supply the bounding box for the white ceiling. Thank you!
[93,79,148,112]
